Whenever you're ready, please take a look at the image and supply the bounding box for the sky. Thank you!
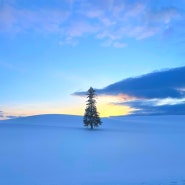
[0,0,185,119]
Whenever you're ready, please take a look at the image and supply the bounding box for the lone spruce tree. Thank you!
[83,87,102,129]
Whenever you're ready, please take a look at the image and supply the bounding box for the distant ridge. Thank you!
[0,114,83,126]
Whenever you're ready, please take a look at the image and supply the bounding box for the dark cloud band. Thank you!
[97,66,185,99]
[74,66,185,115]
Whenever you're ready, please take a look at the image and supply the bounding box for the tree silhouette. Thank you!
[83,87,102,129]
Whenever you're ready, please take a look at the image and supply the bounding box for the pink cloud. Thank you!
[113,42,127,48]
[147,8,180,24]
[66,21,99,37]
[0,3,69,34]
[0,1,183,47]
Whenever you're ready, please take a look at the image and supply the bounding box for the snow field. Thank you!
[0,115,185,185]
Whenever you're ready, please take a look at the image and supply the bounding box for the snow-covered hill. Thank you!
[0,114,185,185]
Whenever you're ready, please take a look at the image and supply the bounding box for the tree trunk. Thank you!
[90,123,93,129]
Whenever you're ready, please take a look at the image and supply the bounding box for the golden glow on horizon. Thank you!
[56,94,136,117]
[98,103,132,117]
[59,102,132,117]
[1,94,136,119]
[96,94,135,117]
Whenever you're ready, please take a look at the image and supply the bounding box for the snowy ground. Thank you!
[0,114,185,185]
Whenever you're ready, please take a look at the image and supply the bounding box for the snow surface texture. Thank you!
[0,114,185,185]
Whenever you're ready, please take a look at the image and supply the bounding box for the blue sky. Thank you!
[0,0,185,119]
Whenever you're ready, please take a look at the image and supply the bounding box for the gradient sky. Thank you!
[1,0,185,119]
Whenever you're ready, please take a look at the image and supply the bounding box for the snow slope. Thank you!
[0,114,185,185]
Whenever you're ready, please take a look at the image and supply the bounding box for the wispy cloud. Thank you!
[0,111,3,117]
[0,3,69,34]
[122,98,185,115]
[0,0,183,47]
[0,110,18,120]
